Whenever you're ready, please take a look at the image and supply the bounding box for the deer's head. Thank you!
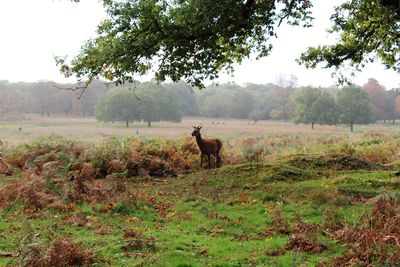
[191,125,202,137]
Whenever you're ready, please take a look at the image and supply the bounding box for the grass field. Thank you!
[0,117,399,266]
[1,115,399,145]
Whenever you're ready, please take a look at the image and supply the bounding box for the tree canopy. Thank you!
[57,0,312,88]
[292,87,337,129]
[59,0,400,87]
[299,0,400,82]
[95,82,182,127]
[362,78,386,120]
[336,86,374,131]
[4,78,400,129]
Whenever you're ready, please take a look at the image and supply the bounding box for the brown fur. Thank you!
[191,126,222,168]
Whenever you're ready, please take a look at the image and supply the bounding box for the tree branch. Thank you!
[52,78,92,99]
[278,0,296,27]
[243,0,256,18]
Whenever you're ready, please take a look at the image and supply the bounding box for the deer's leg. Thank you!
[208,154,211,168]
[216,152,221,167]
[200,154,203,167]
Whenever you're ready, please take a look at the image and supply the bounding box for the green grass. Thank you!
[1,163,397,266]
[0,134,399,266]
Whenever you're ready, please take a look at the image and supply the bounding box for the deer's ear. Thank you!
[192,126,197,129]
[198,126,202,130]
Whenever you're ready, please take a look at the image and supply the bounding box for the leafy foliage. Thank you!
[0,80,110,118]
[57,0,312,88]
[383,88,400,123]
[95,82,182,127]
[299,0,400,82]
[336,86,374,131]
[362,78,387,120]
[292,87,337,128]
[164,82,200,116]
[2,78,400,126]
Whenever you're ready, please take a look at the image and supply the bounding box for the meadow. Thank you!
[0,116,399,266]
[0,114,389,144]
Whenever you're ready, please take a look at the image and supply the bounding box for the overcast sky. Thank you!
[1,0,400,89]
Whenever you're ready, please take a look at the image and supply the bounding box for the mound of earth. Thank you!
[213,153,385,184]
[214,163,313,182]
[285,154,386,171]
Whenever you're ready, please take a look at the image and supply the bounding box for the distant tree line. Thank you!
[292,86,375,131]
[0,80,109,118]
[169,80,400,131]
[1,77,400,130]
[95,83,182,127]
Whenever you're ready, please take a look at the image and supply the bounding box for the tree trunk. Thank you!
[126,120,129,128]
[148,121,151,127]
[311,122,314,130]
[350,122,353,132]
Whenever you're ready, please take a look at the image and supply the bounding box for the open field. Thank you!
[0,117,399,266]
[1,115,400,145]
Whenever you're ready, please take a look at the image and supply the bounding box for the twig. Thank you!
[52,84,87,92]
[128,85,141,100]
[0,251,15,257]
[52,78,93,99]
[77,86,88,100]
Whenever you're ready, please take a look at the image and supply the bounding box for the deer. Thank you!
[191,126,222,168]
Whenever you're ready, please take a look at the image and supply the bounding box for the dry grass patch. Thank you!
[328,198,400,266]
[19,236,97,267]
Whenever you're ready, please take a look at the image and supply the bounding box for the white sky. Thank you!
[0,0,399,89]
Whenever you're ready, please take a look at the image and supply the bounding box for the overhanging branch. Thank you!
[52,78,93,99]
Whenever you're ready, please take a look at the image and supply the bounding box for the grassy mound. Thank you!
[0,137,198,212]
[1,137,399,266]
[284,153,387,171]
[214,163,313,182]
[1,144,387,213]
[212,153,384,184]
